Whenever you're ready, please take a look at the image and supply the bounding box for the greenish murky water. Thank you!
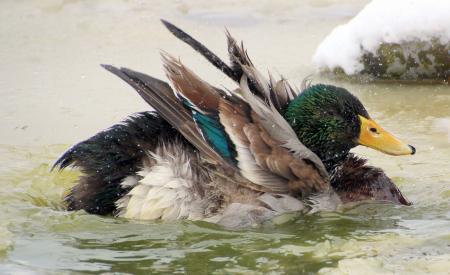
[1,0,449,274]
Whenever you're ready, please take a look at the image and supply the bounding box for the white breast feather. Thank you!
[116,144,206,221]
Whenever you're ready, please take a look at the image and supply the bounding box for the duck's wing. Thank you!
[162,55,329,196]
[101,65,266,193]
[161,20,325,172]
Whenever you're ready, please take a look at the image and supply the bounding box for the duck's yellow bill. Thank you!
[358,115,415,156]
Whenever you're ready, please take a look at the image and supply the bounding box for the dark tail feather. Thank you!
[52,146,76,171]
[161,19,239,82]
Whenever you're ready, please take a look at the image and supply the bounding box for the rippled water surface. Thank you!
[1,0,449,274]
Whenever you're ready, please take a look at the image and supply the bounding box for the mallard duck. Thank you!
[53,20,415,227]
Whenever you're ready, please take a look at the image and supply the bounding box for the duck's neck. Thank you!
[296,134,352,172]
[321,151,350,172]
[282,122,354,172]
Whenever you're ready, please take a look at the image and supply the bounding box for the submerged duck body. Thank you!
[54,21,414,227]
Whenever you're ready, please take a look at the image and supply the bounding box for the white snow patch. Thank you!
[313,0,450,75]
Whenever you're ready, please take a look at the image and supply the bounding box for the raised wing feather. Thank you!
[226,33,296,111]
[161,20,327,174]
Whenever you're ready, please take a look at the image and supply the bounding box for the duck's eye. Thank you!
[370,127,378,133]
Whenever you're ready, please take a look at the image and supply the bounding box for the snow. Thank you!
[313,0,450,75]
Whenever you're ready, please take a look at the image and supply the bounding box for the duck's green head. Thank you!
[283,84,415,168]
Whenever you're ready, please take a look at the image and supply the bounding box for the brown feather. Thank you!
[242,124,271,169]
[218,100,251,146]
[162,53,220,111]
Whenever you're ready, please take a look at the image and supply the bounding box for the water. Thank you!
[1,0,449,274]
